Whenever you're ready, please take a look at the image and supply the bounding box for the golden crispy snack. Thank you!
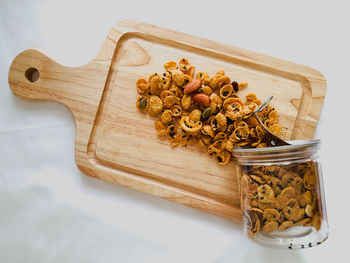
[135,58,285,167]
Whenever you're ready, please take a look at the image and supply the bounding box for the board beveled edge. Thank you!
[78,20,326,222]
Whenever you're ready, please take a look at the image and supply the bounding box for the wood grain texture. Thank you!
[8,20,327,222]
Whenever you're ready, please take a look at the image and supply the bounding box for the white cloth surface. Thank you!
[1,0,349,262]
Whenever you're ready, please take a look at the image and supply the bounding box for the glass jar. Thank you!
[232,140,328,249]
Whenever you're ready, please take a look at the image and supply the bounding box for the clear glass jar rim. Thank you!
[232,139,320,155]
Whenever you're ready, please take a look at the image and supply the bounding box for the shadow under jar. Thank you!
[232,140,328,249]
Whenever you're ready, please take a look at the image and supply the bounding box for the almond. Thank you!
[184,79,202,93]
[193,94,210,107]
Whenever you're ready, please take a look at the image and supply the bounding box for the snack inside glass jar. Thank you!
[232,140,328,249]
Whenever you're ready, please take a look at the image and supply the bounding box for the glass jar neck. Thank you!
[233,140,320,165]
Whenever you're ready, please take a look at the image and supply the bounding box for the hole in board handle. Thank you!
[25,67,39,82]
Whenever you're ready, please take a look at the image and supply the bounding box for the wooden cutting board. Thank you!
[8,20,326,222]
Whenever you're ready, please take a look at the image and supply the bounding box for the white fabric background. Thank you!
[1,0,349,262]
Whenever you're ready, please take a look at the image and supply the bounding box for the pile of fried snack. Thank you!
[135,58,282,165]
[239,162,322,238]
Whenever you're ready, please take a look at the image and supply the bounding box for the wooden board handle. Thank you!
[9,49,74,107]
[8,49,108,120]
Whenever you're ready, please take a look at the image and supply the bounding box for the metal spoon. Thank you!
[252,96,290,146]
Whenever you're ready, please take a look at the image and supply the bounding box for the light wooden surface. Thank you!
[8,20,327,222]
